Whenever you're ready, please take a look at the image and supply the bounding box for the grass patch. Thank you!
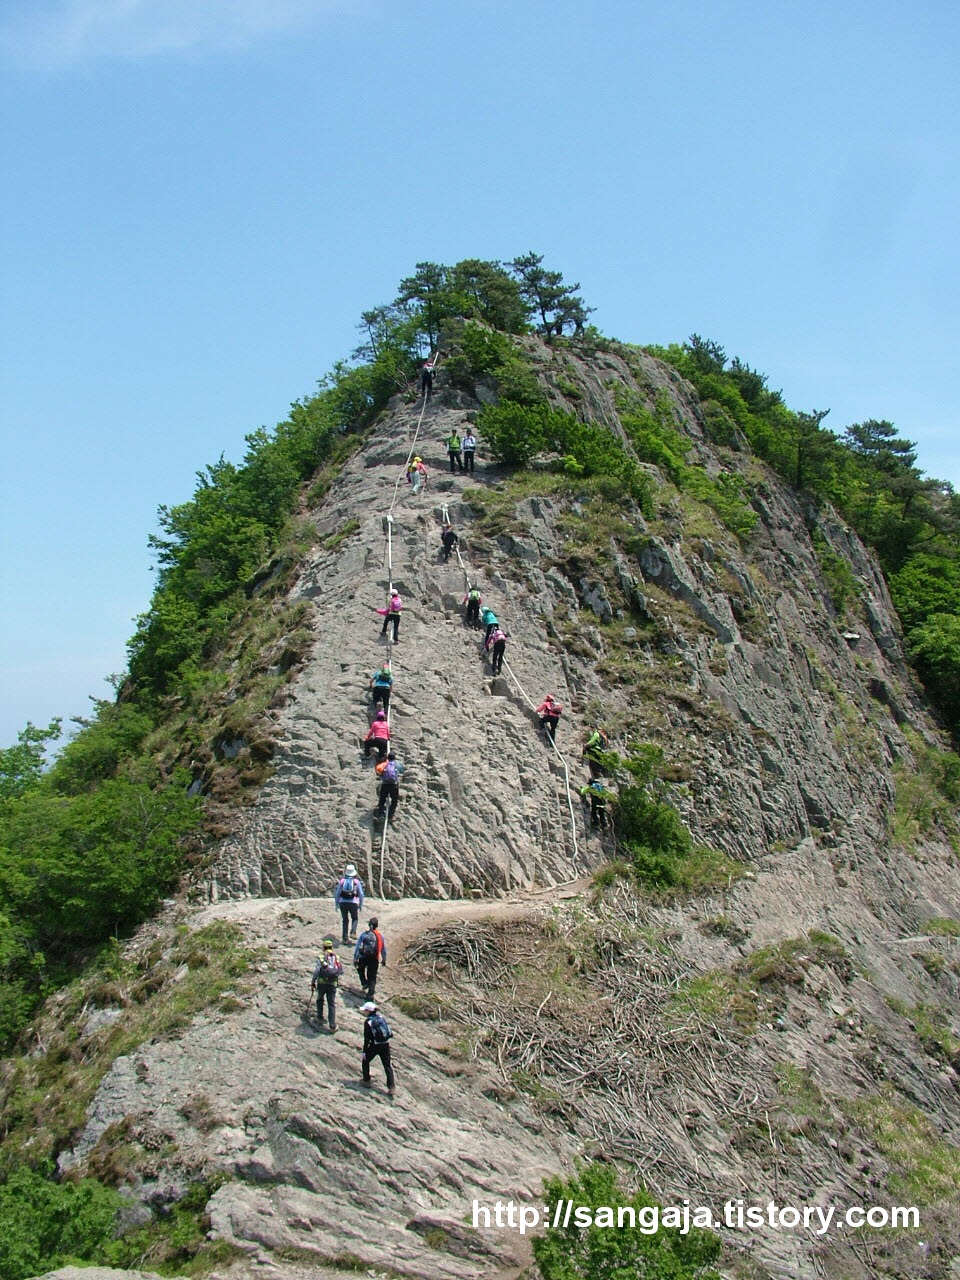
[668,970,758,1031]
[322,517,361,550]
[890,730,960,852]
[848,1088,960,1205]
[886,997,960,1064]
[742,931,852,986]
[927,918,960,938]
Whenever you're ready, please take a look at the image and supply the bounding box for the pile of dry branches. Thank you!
[406,904,773,1203]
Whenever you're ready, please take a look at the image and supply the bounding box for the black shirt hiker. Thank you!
[361,1001,395,1095]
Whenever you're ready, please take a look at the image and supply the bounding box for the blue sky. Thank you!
[2,0,958,747]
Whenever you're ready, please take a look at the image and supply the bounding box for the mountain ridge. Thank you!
[9,322,960,1280]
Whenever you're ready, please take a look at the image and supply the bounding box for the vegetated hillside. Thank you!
[3,261,960,1280]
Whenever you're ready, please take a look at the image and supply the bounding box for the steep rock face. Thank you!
[206,338,940,913]
[206,395,597,902]
[52,337,960,1280]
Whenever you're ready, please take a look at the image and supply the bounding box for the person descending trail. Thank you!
[363,709,391,762]
[335,864,364,943]
[361,1000,395,1096]
[375,751,403,822]
[354,916,386,999]
[440,524,458,563]
[462,428,477,473]
[310,938,343,1032]
[536,695,563,744]
[480,606,499,646]
[580,778,611,830]
[583,727,610,777]
[406,457,428,494]
[378,590,402,643]
[445,431,464,473]
[484,626,507,676]
[370,663,393,715]
[463,585,482,628]
[420,362,434,397]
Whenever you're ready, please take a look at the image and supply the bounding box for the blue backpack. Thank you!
[368,1012,392,1044]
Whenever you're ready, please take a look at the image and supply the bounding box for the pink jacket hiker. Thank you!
[377,593,402,617]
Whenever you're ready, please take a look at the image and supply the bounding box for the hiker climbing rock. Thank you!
[335,864,364,943]
[363,709,391,762]
[440,524,458,563]
[536,695,563,743]
[375,751,403,822]
[361,1000,395,1096]
[480,605,499,646]
[584,726,610,777]
[378,589,402,643]
[463,585,482,628]
[370,663,393,715]
[420,362,434,396]
[310,938,343,1032]
[355,916,387,999]
[445,430,464,473]
[462,428,477,473]
[484,625,507,676]
[406,456,427,494]
[580,778,611,830]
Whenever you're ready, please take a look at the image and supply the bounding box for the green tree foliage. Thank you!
[908,614,960,729]
[510,251,594,340]
[533,1162,722,1280]
[0,1166,123,1280]
[890,555,960,634]
[616,782,692,888]
[0,774,199,950]
[48,701,154,795]
[0,721,60,801]
[477,402,652,503]
[0,745,200,1049]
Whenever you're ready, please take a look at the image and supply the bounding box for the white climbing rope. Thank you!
[372,354,440,898]
[500,655,581,870]
[450,532,582,868]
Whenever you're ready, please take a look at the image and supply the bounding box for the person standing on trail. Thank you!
[536,695,563,743]
[484,626,507,676]
[420,363,434,397]
[335,864,364,943]
[375,751,403,822]
[463,585,482,628]
[462,428,477,473]
[445,431,464,473]
[370,663,393,715]
[378,590,402,643]
[584,727,610,777]
[480,605,499,646]
[310,938,343,1032]
[354,917,387,999]
[580,778,611,830]
[440,524,458,563]
[407,457,428,494]
[363,709,391,762]
[360,1000,395,1096]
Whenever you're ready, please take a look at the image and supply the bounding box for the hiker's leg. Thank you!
[381,1044,395,1090]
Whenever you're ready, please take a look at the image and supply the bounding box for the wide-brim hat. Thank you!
[344,865,358,878]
